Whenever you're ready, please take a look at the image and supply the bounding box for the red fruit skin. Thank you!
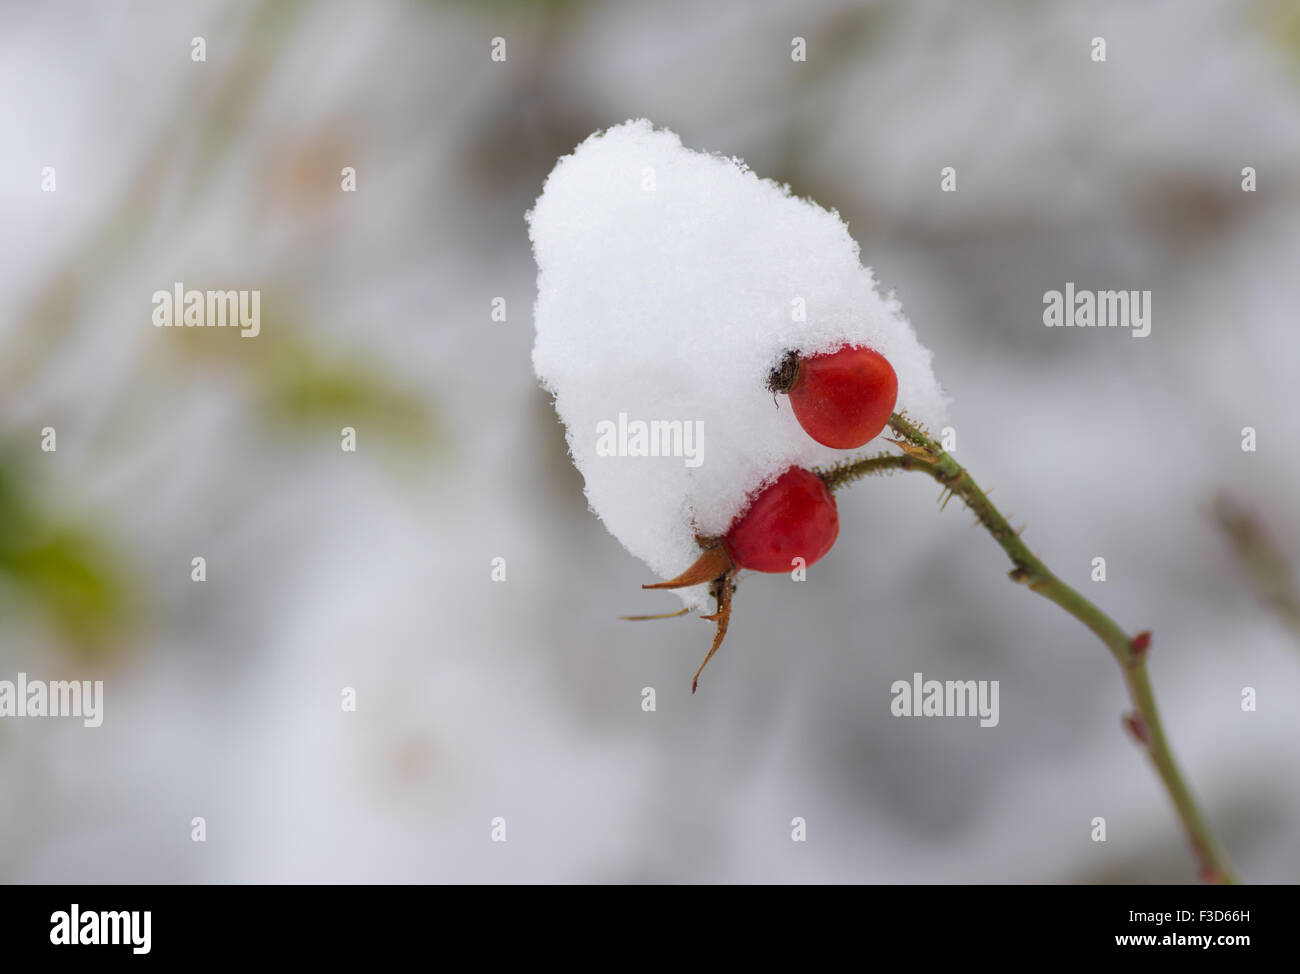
[788,345,898,450]
[723,468,839,573]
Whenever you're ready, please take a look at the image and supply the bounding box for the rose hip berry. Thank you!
[769,344,898,450]
[638,466,839,691]
[722,467,839,572]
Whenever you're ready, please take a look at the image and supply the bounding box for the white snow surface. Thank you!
[529,119,947,604]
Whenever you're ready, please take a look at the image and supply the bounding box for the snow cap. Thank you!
[530,119,946,605]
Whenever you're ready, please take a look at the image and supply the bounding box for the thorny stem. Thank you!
[818,413,1237,885]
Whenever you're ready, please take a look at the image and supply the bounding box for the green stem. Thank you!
[818,413,1237,884]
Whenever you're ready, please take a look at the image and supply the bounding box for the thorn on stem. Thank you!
[888,437,936,463]
[1131,630,1152,659]
[1008,566,1031,584]
[1123,711,1149,745]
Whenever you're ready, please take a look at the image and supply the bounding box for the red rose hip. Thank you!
[638,466,839,691]
[723,466,839,572]
[771,344,898,449]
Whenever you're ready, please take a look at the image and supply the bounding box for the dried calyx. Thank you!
[636,468,839,692]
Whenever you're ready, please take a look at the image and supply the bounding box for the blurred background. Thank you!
[2,0,1299,883]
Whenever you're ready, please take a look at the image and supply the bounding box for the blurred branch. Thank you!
[1213,493,1300,649]
[253,332,442,453]
[818,413,1237,884]
[0,457,134,656]
[6,0,308,393]
[165,316,445,458]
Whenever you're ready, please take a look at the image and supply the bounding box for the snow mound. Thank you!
[529,119,947,605]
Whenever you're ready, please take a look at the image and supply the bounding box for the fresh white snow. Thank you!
[530,119,947,604]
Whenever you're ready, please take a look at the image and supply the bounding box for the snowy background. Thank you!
[2,0,1298,882]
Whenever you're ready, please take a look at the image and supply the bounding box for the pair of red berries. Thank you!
[641,344,898,691]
